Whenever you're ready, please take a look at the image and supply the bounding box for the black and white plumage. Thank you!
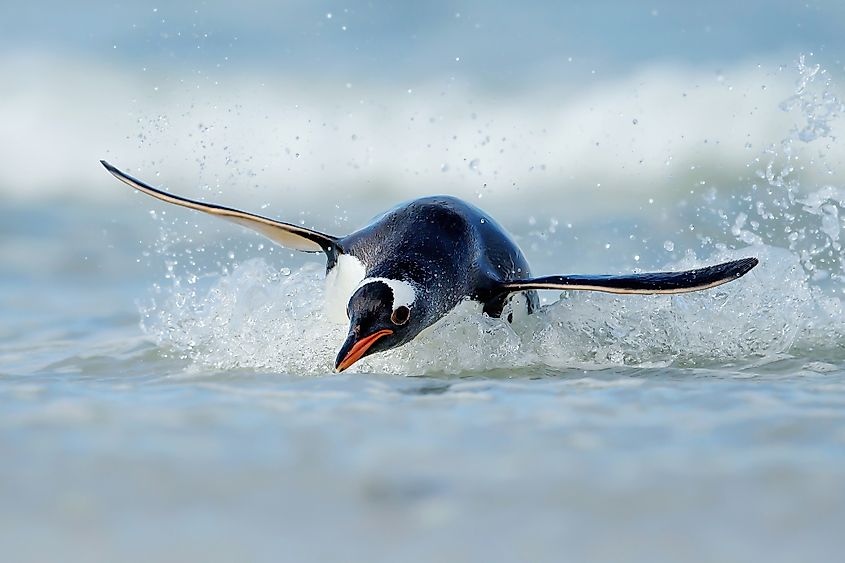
[101,161,758,372]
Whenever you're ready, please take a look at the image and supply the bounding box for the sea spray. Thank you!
[141,56,845,375]
[726,54,845,283]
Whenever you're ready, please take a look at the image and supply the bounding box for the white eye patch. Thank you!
[356,277,416,311]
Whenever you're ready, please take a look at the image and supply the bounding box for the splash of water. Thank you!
[729,54,845,283]
[141,245,824,375]
[141,56,845,375]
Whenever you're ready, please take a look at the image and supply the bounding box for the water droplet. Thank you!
[663,240,675,252]
[632,118,638,125]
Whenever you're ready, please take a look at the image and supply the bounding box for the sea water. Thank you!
[2,57,845,562]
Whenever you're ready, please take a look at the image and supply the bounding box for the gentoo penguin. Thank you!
[101,161,758,372]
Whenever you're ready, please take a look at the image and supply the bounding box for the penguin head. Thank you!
[335,278,423,372]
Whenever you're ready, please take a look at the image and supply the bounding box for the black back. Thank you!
[338,196,536,320]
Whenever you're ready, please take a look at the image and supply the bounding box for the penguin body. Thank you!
[327,196,537,323]
[101,161,758,372]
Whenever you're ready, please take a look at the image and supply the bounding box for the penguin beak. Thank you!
[335,329,394,372]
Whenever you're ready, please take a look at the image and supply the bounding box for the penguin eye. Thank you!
[391,305,411,325]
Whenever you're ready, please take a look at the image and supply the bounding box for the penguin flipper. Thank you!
[495,257,758,296]
[101,161,340,254]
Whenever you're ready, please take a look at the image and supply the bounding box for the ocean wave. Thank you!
[0,52,835,212]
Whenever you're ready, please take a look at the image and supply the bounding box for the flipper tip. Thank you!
[735,257,759,277]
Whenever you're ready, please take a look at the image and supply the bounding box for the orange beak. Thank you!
[335,329,394,372]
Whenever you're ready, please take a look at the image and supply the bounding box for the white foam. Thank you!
[141,245,833,376]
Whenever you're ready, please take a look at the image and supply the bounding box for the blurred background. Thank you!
[3,1,845,562]
[5,1,845,208]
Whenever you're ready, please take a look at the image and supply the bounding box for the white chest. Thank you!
[323,254,367,324]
